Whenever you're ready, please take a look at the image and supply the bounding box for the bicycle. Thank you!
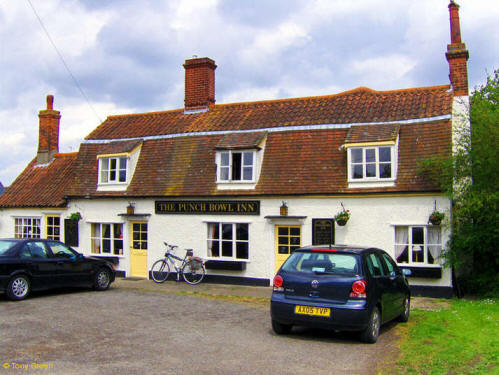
[150,242,206,285]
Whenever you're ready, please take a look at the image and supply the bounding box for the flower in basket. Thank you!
[429,211,444,225]
[334,209,351,226]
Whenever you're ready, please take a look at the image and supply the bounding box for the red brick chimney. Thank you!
[445,1,469,96]
[37,94,60,164]
[183,57,217,111]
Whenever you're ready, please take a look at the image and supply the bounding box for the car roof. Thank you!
[296,245,381,254]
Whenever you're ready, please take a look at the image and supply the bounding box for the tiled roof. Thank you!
[345,124,400,144]
[0,153,77,208]
[99,139,143,155]
[67,119,451,198]
[86,86,453,140]
[4,85,454,207]
[215,132,267,150]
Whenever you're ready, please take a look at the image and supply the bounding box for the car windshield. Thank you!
[0,240,19,256]
[281,251,360,275]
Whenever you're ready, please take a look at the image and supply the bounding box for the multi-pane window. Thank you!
[91,223,124,255]
[46,215,61,241]
[394,226,442,265]
[99,157,127,184]
[277,226,301,255]
[349,146,393,180]
[218,151,255,182]
[14,217,41,239]
[207,222,249,259]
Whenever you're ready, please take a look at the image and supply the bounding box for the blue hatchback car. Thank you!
[270,245,411,343]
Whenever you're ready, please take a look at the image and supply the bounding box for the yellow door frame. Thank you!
[130,221,148,278]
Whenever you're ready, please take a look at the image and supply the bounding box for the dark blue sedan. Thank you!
[270,245,411,343]
[0,239,115,301]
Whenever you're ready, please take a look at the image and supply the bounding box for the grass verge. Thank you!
[381,298,498,375]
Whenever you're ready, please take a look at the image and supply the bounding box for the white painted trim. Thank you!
[82,115,452,144]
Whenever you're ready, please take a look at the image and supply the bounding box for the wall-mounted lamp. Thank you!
[280,201,288,216]
[127,202,135,215]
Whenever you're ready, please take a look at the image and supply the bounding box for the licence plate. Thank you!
[294,305,331,317]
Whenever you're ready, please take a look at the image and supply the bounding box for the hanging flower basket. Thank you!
[429,211,444,226]
[334,206,350,226]
[69,212,82,221]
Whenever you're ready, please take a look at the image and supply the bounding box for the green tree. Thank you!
[420,70,499,296]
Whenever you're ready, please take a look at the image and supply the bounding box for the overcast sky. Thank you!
[0,0,497,186]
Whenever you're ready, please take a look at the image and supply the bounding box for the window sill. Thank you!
[205,259,248,271]
[97,183,129,192]
[347,179,396,189]
[88,255,122,265]
[216,182,257,190]
[398,265,442,279]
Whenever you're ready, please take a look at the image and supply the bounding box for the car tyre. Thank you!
[272,319,292,335]
[360,306,380,344]
[6,274,31,301]
[398,296,410,323]
[94,268,111,291]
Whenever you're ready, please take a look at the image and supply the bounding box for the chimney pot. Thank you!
[47,94,54,110]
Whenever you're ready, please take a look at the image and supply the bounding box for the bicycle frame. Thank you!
[164,251,189,281]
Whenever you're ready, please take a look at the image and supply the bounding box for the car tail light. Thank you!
[273,275,284,292]
[350,280,367,298]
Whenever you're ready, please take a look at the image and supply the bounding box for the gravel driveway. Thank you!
[0,287,399,375]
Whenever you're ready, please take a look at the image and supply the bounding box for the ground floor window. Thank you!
[91,223,124,255]
[207,222,249,260]
[394,226,441,265]
[46,215,61,241]
[15,217,41,239]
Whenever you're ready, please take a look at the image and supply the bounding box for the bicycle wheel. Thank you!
[181,260,205,285]
[151,259,170,283]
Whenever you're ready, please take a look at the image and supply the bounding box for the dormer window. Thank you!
[344,124,400,188]
[99,156,128,184]
[96,140,142,191]
[349,146,394,181]
[219,150,255,182]
[215,131,267,189]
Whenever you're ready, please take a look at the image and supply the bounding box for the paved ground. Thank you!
[0,278,406,375]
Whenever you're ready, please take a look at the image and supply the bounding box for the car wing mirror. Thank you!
[402,269,412,277]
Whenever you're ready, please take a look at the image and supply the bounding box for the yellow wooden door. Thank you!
[130,221,148,278]
[275,225,301,274]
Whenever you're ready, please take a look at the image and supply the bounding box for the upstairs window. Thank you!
[218,151,255,182]
[99,157,127,184]
[348,146,394,181]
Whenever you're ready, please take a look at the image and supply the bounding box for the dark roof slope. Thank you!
[86,86,453,140]
[0,153,77,208]
[67,119,451,198]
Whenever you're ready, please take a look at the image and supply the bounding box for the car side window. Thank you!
[21,242,49,259]
[381,253,397,277]
[48,241,76,259]
[366,253,386,277]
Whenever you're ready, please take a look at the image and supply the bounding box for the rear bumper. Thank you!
[271,293,370,331]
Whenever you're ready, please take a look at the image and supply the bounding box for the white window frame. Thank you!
[90,223,124,256]
[98,156,128,185]
[217,150,256,183]
[14,217,41,239]
[207,222,250,260]
[394,225,442,267]
[348,146,395,182]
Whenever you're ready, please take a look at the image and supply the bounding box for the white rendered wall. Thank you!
[0,194,452,289]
